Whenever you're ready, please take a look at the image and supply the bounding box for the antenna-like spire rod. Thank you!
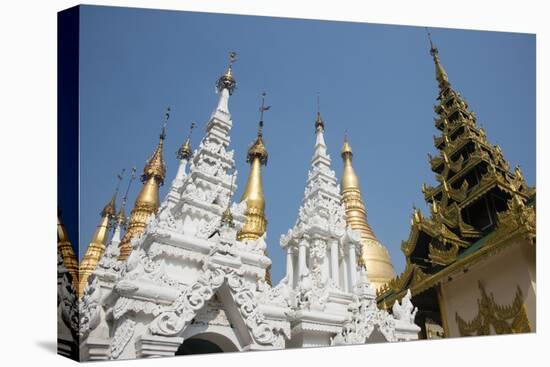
[317,92,321,113]
[122,167,137,207]
[258,91,271,136]
[114,168,126,197]
[228,51,237,68]
[425,26,439,57]
[187,121,196,139]
[160,106,171,140]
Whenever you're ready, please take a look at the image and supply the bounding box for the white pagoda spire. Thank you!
[281,109,360,295]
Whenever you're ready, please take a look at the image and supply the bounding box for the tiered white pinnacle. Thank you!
[77,66,290,360]
[279,114,366,347]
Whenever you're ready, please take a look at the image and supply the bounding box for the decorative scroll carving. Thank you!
[111,316,136,359]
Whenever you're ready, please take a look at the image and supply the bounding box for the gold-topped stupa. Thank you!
[237,92,271,285]
[118,109,169,261]
[340,135,395,290]
[57,210,79,289]
[78,190,118,297]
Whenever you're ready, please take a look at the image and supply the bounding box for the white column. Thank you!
[298,240,308,277]
[348,243,357,290]
[286,247,294,287]
[330,240,339,285]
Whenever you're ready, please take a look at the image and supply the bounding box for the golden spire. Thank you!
[79,171,124,297]
[340,135,395,290]
[119,108,170,261]
[57,209,79,289]
[237,92,270,242]
[426,28,450,89]
[216,51,237,95]
[176,122,196,161]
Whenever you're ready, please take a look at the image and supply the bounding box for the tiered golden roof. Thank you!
[340,136,395,290]
[57,210,79,289]
[118,110,169,261]
[376,36,536,307]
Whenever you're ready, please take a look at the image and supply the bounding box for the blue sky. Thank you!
[78,5,535,283]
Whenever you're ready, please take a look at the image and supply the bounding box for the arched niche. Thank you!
[175,332,239,355]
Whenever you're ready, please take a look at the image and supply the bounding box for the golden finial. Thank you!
[425,27,449,86]
[116,167,137,228]
[217,51,237,94]
[315,93,325,131]
[426,27,437,56]
[247,91,270,165]
[340,134,359,189]
[341,132,353,158]
[177,121,196,161]
[118,108,169,261]
[101,168,125,221]
[141,107,170,185]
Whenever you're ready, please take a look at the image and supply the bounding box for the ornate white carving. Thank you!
[392,289,418,324]
[59,271,79,336]
[111,316,136,359]
[79,274,102,339]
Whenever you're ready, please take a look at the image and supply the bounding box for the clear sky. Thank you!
[78,5,535,284]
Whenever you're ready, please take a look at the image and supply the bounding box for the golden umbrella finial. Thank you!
[425,27,449,86]
[177,121,196,160]
[217,51,238,94]
[247,91,270,165]
[101,168,125,221]
[141,107,170,185]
